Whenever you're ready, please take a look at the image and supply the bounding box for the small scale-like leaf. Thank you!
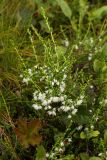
[56,0,72,19]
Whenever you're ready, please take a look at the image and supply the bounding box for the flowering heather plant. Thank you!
[20,64,85,119]
[18,33,107,159]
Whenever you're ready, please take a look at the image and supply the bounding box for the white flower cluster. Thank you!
[20,65,85,118]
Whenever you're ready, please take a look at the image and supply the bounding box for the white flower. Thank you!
[95,117,99,121]
[32,104,42,110]
[55,147,58,151]
[56,81,60,85]
[89,110,92,113]
[64,106,70,112]
[52,81,55,86]
[77,125,82,131]
[59,148,63,153]
[68,115,72,119]
[28,69,32,75]
[76,99,83,106]
[90,125,94,129]
[62,101,65,105]
[74,45,78,50]
[20,74,23,78]
[68,138,72,142]
[63,74,67,80]
[40,77,45,81]
[46,153,49,158]
[52,96,60,103]
[98,153,103,157]
[60,142,64,147]
[72,108,77,115]
[47,99,52,104]
[88,56,92,61]
[33,95,38,101]
[80,95,84,99]
[47,105,51,109]
[60,82,66,92]
[104,99,107,104]
[60,106,70,112]
[88,53,92,61]
[47,111,56,116]
[71,105,74,110]
[90,38,94,44]
[44,106,48,110]
[22,77,30,84]
[63,39,69,47]
[59,96,64,102]
[38,93,46,102]
[42,100,48,106]
[84,128,88,132]
[50,153,54,158]
[90,85,94,89]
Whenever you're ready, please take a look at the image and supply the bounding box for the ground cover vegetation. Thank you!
[0,0,107,159]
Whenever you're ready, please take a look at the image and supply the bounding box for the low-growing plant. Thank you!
[1,1,107,160]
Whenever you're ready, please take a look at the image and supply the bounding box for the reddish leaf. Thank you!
[29,135,42,146]
[27,119,42,136]
[14,119,42,148]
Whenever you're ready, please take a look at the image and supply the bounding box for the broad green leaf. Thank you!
[80,132,86,139]
[101,44,107,60]
[36,145,46,160]
[89,130,100,138]
[102,66,107,73]
[56,0,72,19]
[89,157,102,160]
[93,59,105,73]
[104,130,107,146]
[90,6,107,20]
[79,0,88,23]
[56,46,66,58]
[80,152,89,160]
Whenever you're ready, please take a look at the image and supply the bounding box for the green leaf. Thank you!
[56,0,72,19]
[79,0,88,23]
[80,152,89,160]
[104,130,107,146]
[89,157,102,160]
[101,44,107,60]
[102,66,107,73]
[56,45,66,58]
[36,145,46,160]
[80,132,86,139]
[90,6,107,20]
[93,59,105,73]
[58,155,74,160]
[88,130,100,138]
